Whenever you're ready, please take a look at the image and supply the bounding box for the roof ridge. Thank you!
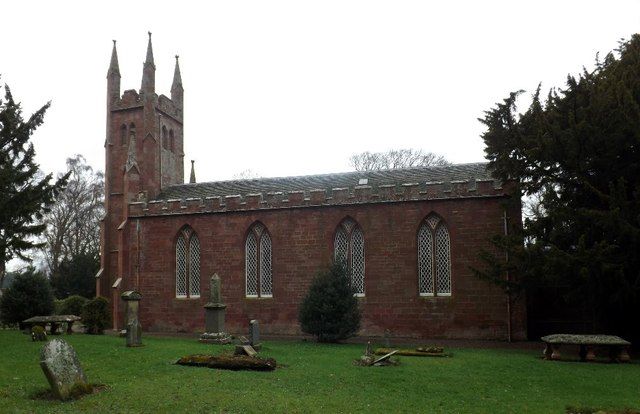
[164,161,488,190]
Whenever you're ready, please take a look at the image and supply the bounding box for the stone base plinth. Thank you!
[199,332,232,344]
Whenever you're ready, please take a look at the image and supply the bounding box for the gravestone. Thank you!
[373,350,399,366]
[200,274,231,344]
[40,339,92,401]
[249,319,262,351]
[121,290,143,347]
[234,344,258,357]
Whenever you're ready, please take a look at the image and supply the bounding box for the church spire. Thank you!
[141,32,155,95]
[171,55,184,107]
[189,160,196,183]
[107,40,121,104]
[107,40,120,77]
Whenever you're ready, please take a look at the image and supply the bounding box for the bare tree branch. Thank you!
[349,149,450,171]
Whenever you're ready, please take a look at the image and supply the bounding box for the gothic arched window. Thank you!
[334,218,365,297]
[245,222,272,298]
[120,124,127,146]
[169,129,175,152]
[176,226,200,298]
[418,214,451,296]
[162,126,168,150]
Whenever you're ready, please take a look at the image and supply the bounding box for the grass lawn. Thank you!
[0,330,638,413]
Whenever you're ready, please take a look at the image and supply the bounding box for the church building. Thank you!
[98,35,526,340]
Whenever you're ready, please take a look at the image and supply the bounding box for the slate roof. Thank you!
[155,162,493,201]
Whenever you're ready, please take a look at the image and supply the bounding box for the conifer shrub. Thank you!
[298,262,361,342]
[59,295,88,316]
[0,269,54,326]
[81,296,111,334]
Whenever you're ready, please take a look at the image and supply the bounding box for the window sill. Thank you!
[419,294,452,299]
[244,296,274,300]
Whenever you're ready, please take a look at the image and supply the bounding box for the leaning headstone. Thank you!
[249,319,262,351]
[373,350,399,366]
[40,339,92,401]
[121,290,143,347]
[234,344,258,357]
[200,274,231,344]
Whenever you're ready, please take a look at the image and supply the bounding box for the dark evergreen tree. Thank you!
[50,251,98,299]
[299,262,361,342]
[477,36,640,342]
[0,82,68,286]
[0,267,54,325]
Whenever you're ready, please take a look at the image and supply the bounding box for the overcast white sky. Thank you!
[2,1,640,182]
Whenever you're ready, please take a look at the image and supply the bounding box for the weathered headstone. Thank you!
[249,319,262,351]
[234,344,258,357]
[200,274,231,344]
[40,339,92,401]
[384,329,391,348]
[121,290,143,347]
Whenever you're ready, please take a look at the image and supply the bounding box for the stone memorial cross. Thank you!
[200,274,231,344]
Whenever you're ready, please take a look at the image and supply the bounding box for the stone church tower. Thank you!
[98,33,185,298]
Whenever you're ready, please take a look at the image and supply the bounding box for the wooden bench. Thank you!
[22,315,81,335]
[542,334,631,362]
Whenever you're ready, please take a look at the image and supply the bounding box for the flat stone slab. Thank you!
[24,315,81,324]
[541,334,631,346]
[199,332,232,344]
[40,339,92,400]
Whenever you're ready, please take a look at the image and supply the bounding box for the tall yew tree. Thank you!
[478,36,640,341]
[0,82,68,286]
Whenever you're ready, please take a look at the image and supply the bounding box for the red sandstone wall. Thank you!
[122,197,526,340]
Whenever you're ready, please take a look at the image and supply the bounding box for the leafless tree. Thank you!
[232,169,261,179]
[349,149,450,171]
[41,155,104,275]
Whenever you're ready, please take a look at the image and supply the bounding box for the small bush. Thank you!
[81,296,111,334]
[298,261,361,342]
[0,268,54,326]
[31,325,47,341]
[59,295,88,316]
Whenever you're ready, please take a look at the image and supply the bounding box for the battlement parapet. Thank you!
[128,178,512,218]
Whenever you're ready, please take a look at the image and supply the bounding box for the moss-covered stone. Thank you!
[39,339,90,401]
[176,354,276,371]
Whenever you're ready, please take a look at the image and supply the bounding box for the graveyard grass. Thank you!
[0,331,638,413]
